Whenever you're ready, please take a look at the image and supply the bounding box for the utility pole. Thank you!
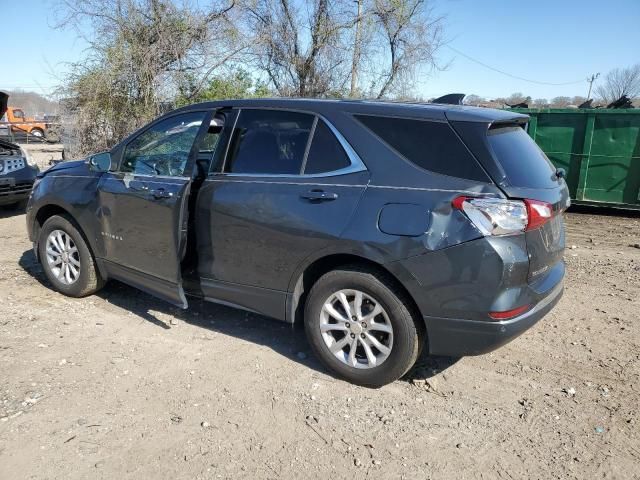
[350,0,363,98]
[586,73,600,100]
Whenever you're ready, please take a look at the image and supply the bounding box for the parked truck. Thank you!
[0,92,50,138]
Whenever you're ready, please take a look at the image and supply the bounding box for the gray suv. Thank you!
[26,99,568,387]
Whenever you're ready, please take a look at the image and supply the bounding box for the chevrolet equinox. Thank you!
[26,99,569,387]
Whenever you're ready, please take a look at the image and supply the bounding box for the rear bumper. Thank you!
[424,281,563,356]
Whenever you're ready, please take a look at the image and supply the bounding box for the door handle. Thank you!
[300,189,338,201]
[131,183,149,192]
[150,188,172,199]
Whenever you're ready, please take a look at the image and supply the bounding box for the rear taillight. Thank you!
[524,199,553,230]
[453,196,554,236]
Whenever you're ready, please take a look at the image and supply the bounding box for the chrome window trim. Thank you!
[204,178,368,188]
[220,108,241,173]
[299,116,318,174]
[104,172,190,181]
[216,107,367,179]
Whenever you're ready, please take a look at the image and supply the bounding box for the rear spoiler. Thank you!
[488,117,528,131]
[432,93,466,105]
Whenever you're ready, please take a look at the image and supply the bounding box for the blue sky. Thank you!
[1,0,639,100]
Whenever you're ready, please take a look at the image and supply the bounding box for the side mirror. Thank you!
[89,152,111,172]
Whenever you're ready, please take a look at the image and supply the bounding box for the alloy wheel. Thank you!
[319,289,393,369]
[45,229,80,285]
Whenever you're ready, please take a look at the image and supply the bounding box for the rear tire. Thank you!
[38,215,104,297]
[304,266,421,388]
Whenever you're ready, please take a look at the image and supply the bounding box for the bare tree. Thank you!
[243,0,353,97]
[368,0,444,98]
[463,94,485,106]
[56,0,447,154]
[550,96,571,108]
[56,0,240,154]
[350,0,364,97]
[243,0,444,98]
[503,92,530,105]
[571,95,587,106]
[595,64,640,104]
[532,98,549,108]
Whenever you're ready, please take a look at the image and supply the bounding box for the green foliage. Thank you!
[176,70,271,106]
[59,0,240,155]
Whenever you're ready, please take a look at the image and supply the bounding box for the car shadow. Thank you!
[403,354,460,383]
[18,248,459,386]
[0,205,26,219]
[569,204,640,218]
[19,249,326,375]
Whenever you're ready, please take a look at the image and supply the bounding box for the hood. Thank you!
[0,138,23,154]
[45,159,86,172]
[0,140,27,159]
[0,91,8,118]
[39,159,86,176]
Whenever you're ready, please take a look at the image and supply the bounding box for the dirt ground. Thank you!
[22,143,65,171]
[0,207,638,480]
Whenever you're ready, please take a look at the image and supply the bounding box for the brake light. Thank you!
[524,199,553,230]
[489,304,532,320]
[452,196,554,235]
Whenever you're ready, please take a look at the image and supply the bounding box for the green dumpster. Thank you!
[511,108,640,210]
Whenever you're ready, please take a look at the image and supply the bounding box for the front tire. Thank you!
[38,215,104,297]
[304,266,421,388]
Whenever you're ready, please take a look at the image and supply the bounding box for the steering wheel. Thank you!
[155,153,187,177]
[136,158,160,175]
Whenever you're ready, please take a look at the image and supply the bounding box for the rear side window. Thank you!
[488,126,557,188]
[355,115,488,181]
[304,120,351,174]
[225,109,314,174]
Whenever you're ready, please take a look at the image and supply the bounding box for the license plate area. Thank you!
[0,177,15,187]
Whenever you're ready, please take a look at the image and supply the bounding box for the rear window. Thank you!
[487,126,558,188]
[304,120,351,174]
[354,114,489,182]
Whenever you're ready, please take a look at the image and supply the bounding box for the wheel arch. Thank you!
[286,252,423,331]
[32,203,107,280]
[32,204,73,249]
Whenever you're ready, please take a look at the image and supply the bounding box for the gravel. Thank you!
[0,209,638,479]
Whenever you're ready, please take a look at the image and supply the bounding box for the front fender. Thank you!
[28,173,103,259]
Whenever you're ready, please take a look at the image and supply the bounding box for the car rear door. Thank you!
[195,108,369,319]
[96,110,211,307]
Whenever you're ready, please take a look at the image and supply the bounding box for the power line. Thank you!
[445,45,587,86]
